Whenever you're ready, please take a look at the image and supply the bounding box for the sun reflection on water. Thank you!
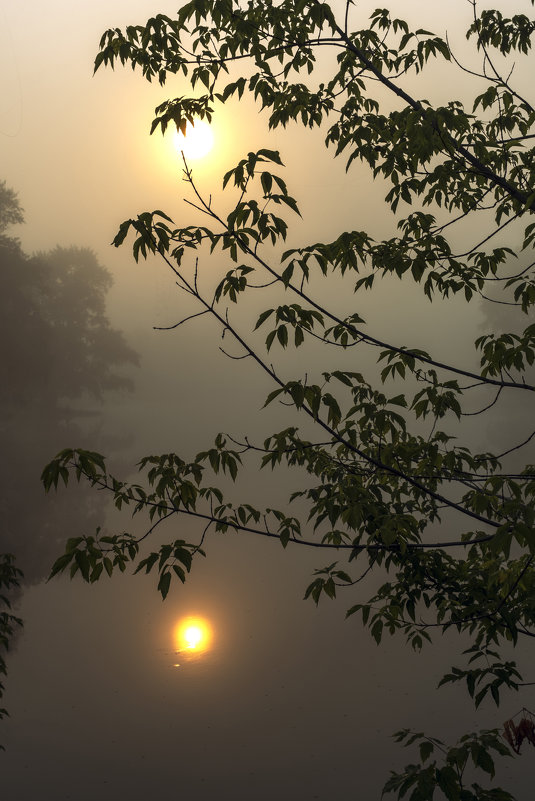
[172,616,213,666]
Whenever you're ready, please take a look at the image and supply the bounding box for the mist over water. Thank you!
[2,0,535,798]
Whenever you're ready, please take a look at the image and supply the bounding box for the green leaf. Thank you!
[158,571,172,600]
[436,765,459,799]
[419,740,434,763]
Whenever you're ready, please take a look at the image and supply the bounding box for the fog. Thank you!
[1,1,534,799]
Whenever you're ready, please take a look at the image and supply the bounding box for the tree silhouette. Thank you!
[44,2,535,796]
[0,181,138,737]
[0,183,138,583]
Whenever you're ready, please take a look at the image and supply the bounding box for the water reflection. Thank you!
[172,615,213,666]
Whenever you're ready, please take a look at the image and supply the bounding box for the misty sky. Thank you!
[1,1,534,799]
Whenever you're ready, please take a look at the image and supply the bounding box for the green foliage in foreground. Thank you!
[44,1,535,796]
[382,729,514,801]
[0,555,23,747]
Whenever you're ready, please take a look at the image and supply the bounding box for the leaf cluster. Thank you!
[0,555,23,745]
[383,728,514,801]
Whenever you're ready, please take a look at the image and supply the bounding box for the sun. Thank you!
[174,616,212,654]
[173,119,214,160]
[184,625,203,649]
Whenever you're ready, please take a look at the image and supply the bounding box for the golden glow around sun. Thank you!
[173,119,214,160]
[174,616,212,655]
